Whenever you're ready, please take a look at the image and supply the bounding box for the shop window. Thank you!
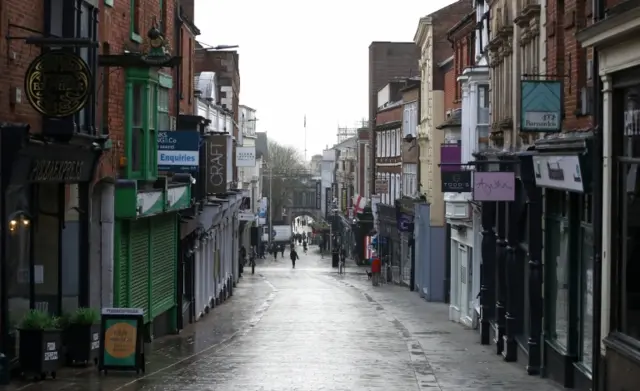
[617,87,640,342]
[131,84,144,174]
[579,194,594,370]
[545,189,570,349]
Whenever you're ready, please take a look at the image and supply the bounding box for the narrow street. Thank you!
[8,247,561,391]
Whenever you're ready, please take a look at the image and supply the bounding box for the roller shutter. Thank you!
[150,214,177,318]
[130,219,150,322]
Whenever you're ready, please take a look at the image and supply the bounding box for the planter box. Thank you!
[18,329,61,379]
[64,324,100,366]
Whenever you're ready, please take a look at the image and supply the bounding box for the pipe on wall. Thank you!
[100,182,115,308]
[591,0,605,388]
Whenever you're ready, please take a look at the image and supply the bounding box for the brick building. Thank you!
[355,127,370,198]
[368,42,419,195]
[195,48,241,183]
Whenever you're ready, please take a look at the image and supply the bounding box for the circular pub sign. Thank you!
[24,51,92,118]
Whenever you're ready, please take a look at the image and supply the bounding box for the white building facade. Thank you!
[445,0,490,326]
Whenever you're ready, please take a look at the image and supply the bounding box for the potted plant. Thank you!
[64,307,100,366]
[18,309,61,380]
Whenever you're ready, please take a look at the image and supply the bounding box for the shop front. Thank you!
[114,181,191,340]
[376,204,399,283]
[396,198,417,288]
[526,136,594,389]
[0,125,104,360]
[576,4,640,388]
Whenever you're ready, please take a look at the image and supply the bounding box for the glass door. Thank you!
[459,244,469,316]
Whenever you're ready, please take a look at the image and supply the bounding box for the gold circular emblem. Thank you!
[24,51,92,118]
[104,321,137,359]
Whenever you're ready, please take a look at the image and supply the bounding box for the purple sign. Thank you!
[472,172,515,201]
[440,144,461,171]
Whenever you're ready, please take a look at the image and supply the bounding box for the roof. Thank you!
[446,11,476,41]
[436,109,462,129]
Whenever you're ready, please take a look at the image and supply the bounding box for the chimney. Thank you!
[181,0,195,23]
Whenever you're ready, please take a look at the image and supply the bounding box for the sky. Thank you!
[194,0,456,161]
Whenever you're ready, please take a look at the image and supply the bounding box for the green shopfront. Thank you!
[114,182,191,339]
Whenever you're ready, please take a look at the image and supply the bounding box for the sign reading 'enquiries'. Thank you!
[205,135,227,194]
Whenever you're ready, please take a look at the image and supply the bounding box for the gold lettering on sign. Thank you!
[29,160,84,182]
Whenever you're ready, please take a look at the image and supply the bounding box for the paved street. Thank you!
[6,247,561,391]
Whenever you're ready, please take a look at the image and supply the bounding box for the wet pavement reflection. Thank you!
[5,248,562,391]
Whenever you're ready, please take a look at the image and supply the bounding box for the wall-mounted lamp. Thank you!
[8,210,32,233]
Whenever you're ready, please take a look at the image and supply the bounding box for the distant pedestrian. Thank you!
[371,256,382,286]
[290,248,299,268]
[280,244,285,258]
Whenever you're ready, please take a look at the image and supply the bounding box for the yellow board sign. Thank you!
[103,319,137,366]
[24,51,92,118]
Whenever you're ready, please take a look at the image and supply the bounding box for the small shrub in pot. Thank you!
[18,309,61,380]
[64,308,100,366]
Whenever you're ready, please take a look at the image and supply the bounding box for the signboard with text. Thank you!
[472,172,515,201]
[520,80,562,132]
[98,308,145,374]
[315,180,322,209]
[157,131,200,173]
[205,135,228,194]
[236,146,256,167]
[441,171,472,193]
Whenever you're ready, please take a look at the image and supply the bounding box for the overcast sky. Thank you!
[194,0,456,160]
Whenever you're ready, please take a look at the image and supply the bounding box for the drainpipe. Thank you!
[101,182,115,308]
[590,0,604,388]
[174,6,183,120]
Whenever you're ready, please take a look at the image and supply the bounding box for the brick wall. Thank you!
[368,42,419,194]
[179,23,196,115]
[449,12,475,103]
[443,65,459,111]
[99,0,178,179]
[547,0,593,131]
[357,128,369,196]
[0,0,45,131]
[430,0,473,91]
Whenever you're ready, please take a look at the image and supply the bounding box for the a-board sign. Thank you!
[98,308,145,374]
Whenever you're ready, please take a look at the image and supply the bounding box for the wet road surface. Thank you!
[7,247,562,391]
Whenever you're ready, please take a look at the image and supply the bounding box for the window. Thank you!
[130,0,142,42]
[618,86,640,343]
[403,104,418,137]
[579,195,593,370]
[158,87,170,130]
[131,84,144,173]
[395,174,401,201]
[545,190,570,349]
[403,164,418,196]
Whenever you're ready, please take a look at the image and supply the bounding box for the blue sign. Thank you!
[157,131,200,173]
[520,80,562,133]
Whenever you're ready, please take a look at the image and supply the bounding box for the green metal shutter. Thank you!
[116,221,130,307]
[150,213,177,318]
[130,219,150,322]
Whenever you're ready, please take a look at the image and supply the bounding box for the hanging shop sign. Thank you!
[236,146,256,167]
[24,50,92,118]
[520,80,562,132]
[440,144,462,171]
[205,135,228,194]
[441,171,472,193]
[472,171,515,201]
[315,180,322,209]
[374,179,388,194]
[532,155,583,192]
[157,131,200,173]
[98,308,145,374]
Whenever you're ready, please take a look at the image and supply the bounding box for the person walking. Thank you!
[280,243,285,258]
[371,255,382,286]
[290,247,299,269]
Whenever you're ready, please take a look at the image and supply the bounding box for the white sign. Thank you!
[523,111,560,132]
[238,212,254,221]
[236,147,256,167]
[101,307,144,315]
[532,155,583,192]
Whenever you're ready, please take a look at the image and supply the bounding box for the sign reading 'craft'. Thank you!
[25,51,92,118]
[30,160,84,182]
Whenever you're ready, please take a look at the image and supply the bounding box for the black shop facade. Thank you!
[0,45,104,363]
[0,125,102,362]
[473,133,594,390]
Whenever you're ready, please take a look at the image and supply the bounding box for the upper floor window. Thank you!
[403,102,418,137]
[478,85,490,125]
[130,0,142,42]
